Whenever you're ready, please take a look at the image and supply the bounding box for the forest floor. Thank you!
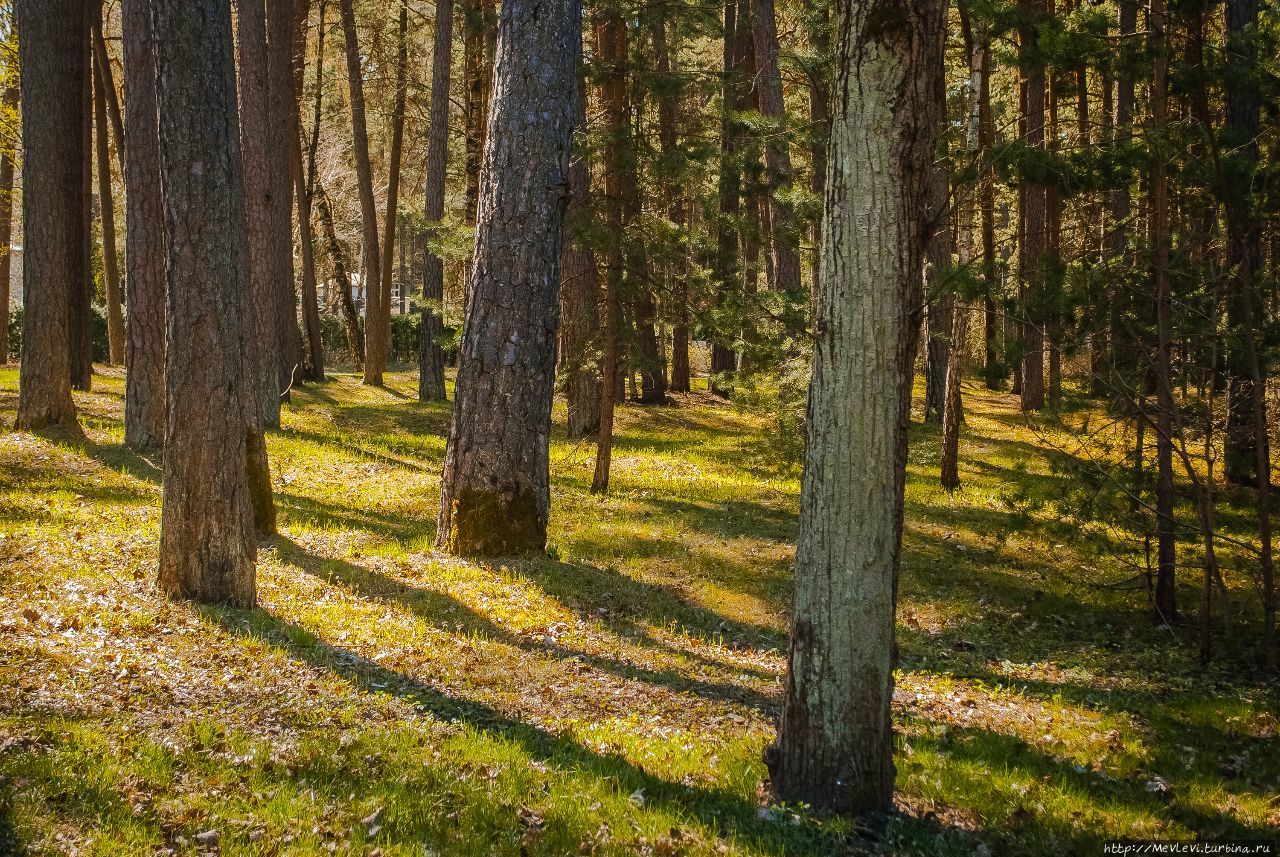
[0,366,1277,856]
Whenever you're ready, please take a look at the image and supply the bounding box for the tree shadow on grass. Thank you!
[276,537,779,714]
[276,492,436,546]
[206,604,847,856]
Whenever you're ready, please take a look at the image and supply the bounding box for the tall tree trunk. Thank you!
[293,0,325,382]
[1108,0,1137,406]
[922,169,951,424]
[978,15,999,390]
[92,8,124,367]
[710,0,742,395]
[750,0,802,312]
[1150,0,1177,623]
[236,0,282,426]
[802,0,829,305]
[767,0,944,814]
[71,7,94,394]
[14,0,85,429]
[561,50,600,433]
[0,87,14,365]
[652,12,689,394]
[1018,0,1046,412]
[436,0,581,554]
[460,0,496,314]
[380,0,408,370]
[316,181,364,369]
[1223,0,1262,486]
[1045,1,1063,406]
[122,0,166,449]
[419,0,452,402]
[153,0,272,607]
[268,0,302,397]
[339,0,384,385]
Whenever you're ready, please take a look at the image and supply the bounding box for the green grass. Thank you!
[0,364,1277,855]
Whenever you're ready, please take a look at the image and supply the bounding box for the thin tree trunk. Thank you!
[460,0,496,315]
[92,10,124,367]
[0,87,14,365]
[293,0,325,382]
[749,0,802,311]
[14,0,85,429]
[767,0,944,814]
[1150,0,1177,623]
[436,0,581,553]
[802,0,829,305]
[1018,0,1046,412]
[923,168,951,425]
[339,0,384,385]
[710,0,741,396]
[1109,0,1137,407]
[91,18,124,174]
[561,49,600,432]
[380,0,408,370]
[122,0,166,449]
[153,0,271,607]
[419,0,452,402]
[652,13,689,394]
[316,181,364,369]
[268,0,302,396]
[71,9,94,394]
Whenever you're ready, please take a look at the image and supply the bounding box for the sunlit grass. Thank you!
[0,365,1276,854]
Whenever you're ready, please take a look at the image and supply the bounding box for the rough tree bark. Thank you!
[419,0,452,402]
[236,0,282,427]
[268,0,302,396]
[153,0,273,607]
[70,1,94,393]
[14,0,86,430]
[436,0,581,554]
[122,0,166,449]
[766,0,944,814]
[338,0,384,385]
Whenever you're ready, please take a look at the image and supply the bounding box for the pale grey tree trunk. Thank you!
[767,0,944,815]
[436,0,582,555]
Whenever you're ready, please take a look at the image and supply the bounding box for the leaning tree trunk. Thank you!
[153,0,271,607]
[0,87,16,365]
[436,0,581,555]
[121,0,166,449]
[560,47,601,434]
[92,6,124,366]
[14,0,86,430]
[419,0,452,402]
[339,0,385,385]
[236,0,282,427]
[766,0,944,815]
[316,182,365,368]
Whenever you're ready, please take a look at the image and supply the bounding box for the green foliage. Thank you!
[4,304,109,363]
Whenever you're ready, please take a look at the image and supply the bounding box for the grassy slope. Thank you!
[0,366,1276,856]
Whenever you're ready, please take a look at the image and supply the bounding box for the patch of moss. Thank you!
[443,485,545,556]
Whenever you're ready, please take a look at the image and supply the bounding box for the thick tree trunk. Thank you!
[767,0,944,814]
[92,11,124,367]
[750,0,802,311]
[419,0,452,402]
[1149,0,1176,623]
[236,0,282,426]
[1018,0,1046,412]
[381,0,408,370]
[122,0,166,449]
[153,0,271,607]
[14,0,85,430]
[339,0,384,385]
[293,0,325,382]
[436,0,580,555]
[560,51,600,434]
[0,88,14,365]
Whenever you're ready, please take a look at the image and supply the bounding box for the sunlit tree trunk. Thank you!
[293,0,325,382]
[0,87,14,365]
[153,0,272,607]
[767,0,944,814]
[1018,0,1046,412]
[91,5,124,366]
[437,0,581,554]
[419,0,452,402]
[14,0,86,430]
[380,0,408,372]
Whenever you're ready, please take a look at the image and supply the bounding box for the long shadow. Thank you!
[276,493,436,545]
[207,605,844,856]
[276,425,438,473]
[277,538,779,713]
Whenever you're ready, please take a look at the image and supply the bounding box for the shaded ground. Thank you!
[0,366,1276,855]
